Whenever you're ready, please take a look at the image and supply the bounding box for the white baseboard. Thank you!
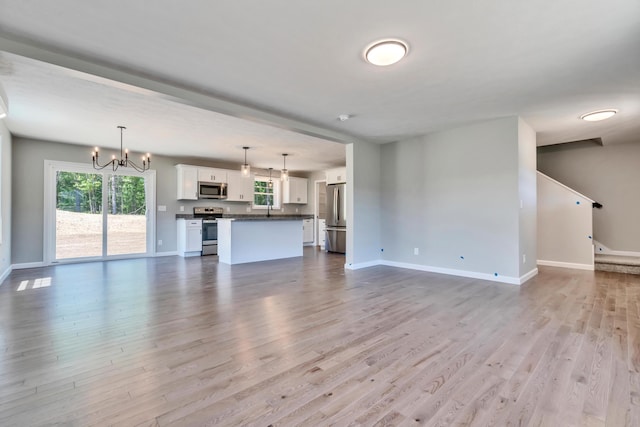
[593,240,640,257]
[0,265,11,285]
[537,260,594,271]
[345,259,382,270]
[12,261,47,270]
[345,258,532,285]
[380,260,523,285]
[155,251,178,257]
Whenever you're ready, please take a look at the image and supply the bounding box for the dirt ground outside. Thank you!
[56,209,147,259]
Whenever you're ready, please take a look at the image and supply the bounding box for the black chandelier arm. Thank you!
[124,158,150,173]
[92,154,119,171]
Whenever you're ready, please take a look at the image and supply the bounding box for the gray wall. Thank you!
[346,141,382,267]
[380,117,534,281]
[538,141,640,252]
[518,118,537,276]
[12,136,318,264]
[0,120,11,277]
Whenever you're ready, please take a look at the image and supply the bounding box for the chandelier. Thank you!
[92,126,151,172]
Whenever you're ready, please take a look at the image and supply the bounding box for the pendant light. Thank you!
[92,126,151,172]
[268,167,273,189]
[241,146,251,176]
[281,153,289,181]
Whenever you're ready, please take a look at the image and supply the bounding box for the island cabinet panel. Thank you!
[217,218,303,265]
[176,164,198,200]
[283,176,308,204]
[226,170,254,202]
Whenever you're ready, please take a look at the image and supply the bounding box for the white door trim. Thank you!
[43,160,156,265]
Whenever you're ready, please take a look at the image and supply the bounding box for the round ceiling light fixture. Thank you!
[364,39,408,66]
[580,109,618,122]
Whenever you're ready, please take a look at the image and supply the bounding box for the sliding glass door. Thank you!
[45,161,155,263]
[106,174,147,256]
[55,171,104,260]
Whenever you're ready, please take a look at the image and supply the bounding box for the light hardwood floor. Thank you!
[0,249,638,426]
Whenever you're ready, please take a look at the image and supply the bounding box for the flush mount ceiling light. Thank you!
[364,39,408,66]
[580,109,618,122]
[241,146,251,176]
[92,126,151,172]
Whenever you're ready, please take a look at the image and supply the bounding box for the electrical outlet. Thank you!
[523,254,526,264]
[281,208,285,212]
[179,206,184,212]
[296,208,299,212]
[157,205,166,212]
[158,240,163,246]
[246,206,251,212]
[414,247,419,255]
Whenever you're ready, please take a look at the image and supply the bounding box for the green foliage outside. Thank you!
[57,172,146,215]
[254,179,273,206]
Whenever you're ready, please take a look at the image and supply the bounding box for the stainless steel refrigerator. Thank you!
[325,183,346,253]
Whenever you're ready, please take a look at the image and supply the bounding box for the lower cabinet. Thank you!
[177,219,202,257]
[318,218,326,249]
[303,218,314,244]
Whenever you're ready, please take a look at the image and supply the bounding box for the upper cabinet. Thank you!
[198,167,228,183]
[176,164,198,200]
[226,170,254,202]
[283,176,308,204]
[326,167,346,184]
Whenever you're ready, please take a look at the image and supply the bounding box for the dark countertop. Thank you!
[176,213,313,220]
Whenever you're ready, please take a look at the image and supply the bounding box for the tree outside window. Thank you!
[253,177,280,209]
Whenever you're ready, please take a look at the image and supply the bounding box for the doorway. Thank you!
[44,161,156,264]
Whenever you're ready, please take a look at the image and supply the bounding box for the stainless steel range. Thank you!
[193,207,224,255]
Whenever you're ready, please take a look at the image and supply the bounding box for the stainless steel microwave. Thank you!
[198,181,227,199]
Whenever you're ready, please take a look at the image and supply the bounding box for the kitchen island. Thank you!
[217,216,311,265]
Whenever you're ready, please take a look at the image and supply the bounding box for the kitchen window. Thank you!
[253,177,280,209]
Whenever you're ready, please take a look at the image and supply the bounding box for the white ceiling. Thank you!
[0,0,639,168]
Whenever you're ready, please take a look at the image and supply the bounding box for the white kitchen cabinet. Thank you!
[176,164,198,200]
[326,167,346,185]
[303,218,314,244]
[283,176,308,204]
[318,219,326,249]
[198,167,228,183]
[226,170,254,202]
[177,219,202,257]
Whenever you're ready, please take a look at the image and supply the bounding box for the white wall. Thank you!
[380,116,536,284]
[0,120,11,282]
[346,141,382,268]
[518,118,537,276]
[537,172,594,269]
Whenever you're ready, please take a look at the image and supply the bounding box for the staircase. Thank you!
[595,254,640,275]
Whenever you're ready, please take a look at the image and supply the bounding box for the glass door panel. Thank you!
[107,174,147,256]
[55,171,103,260]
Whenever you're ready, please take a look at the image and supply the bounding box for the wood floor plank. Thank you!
[1,251,639,425]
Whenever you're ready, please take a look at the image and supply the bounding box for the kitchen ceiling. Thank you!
[0,0,638,168]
